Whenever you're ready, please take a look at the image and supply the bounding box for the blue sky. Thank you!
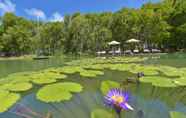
[0,0,160,22]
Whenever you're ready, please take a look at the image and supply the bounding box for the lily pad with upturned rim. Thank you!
[79,70,104,78]
[0,82,33,92]
[140,76,178,87]
[36,82,83,102]
[100,80,120,95]
[170,111,186,118]
[91,109,115,118]
[0,90,20,113]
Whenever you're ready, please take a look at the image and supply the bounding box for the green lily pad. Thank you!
[158,66,182,77]
[100,80,120,95]
[36,82,83,102]
[84,64,105,70]
[153,79,177,87]
[174,78,186,86]
[170,111,186,118]
[129,65,159,76]
[0,82,32,92]
[7,82,32,92]
[91,109,115,118]
[60,66,83,74]
[32,78,57,84]
[4,74,32,83]
[140,76,178,87]
[31,72,66,84]
[80,70,104,78]
[0,90,20,113]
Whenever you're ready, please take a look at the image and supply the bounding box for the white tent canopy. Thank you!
[108,41,120,45]
[126,39,140,43]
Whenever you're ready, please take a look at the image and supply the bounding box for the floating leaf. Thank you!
[32,78,57,84]
[140,76,178,87]
[153,79,177,87]
[84,64,105,70]
[158,66,182,77]
[174,78,186,86]
[170,111,186,118]
[91,109,115,118]
[80,70,104,78]
[0,90,20,113]
[100,80,120,95]
[36,82,83,102]
[60,66,83,74]
[31,72,66,84]
[129,65,159,76]
[0,82,32,92]
[6,82,32,92]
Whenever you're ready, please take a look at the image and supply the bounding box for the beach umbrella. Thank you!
[108,41,120,45]
[126,39,140,43]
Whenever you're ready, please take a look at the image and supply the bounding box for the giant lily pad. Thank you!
[100,80,120,95]
[80,70,104,78]
[60,66,83,74]
[5,82,32,92]
[84,64,105,70]
[31,72,66,84]
[91,109,115,118]
[140,76,178,87]
[0,90,20,113]
[170,111,186,118]
[36,82,83,102]
[153,79,177,87]
[0,82,32,92]
[32,78,57,84]
[174,78,186,86]
[129,65,159,76]
[158,66,182,77]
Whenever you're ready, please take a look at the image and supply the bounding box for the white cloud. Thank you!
[25,8,46,20]
[0,0,16,14]
[50,12,64,22]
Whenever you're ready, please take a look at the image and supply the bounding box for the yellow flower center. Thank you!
[111,95,124,104]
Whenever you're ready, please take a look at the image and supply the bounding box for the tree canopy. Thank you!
[0,0,185,56]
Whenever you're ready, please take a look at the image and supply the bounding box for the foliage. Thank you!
[0,90,20,113]
[0,82,33,92]
[36,82,83,102]
[100,80,120,95]
[79,70,104,78]
[140,76,178,87]
[170,111,186,118]
[91,109,115,118]
[0,0,186,55]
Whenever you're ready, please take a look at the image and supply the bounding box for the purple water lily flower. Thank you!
[104,88,134,113]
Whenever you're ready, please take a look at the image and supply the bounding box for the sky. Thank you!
[0,0,160,22]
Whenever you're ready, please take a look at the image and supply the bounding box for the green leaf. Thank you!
[174,78,186,86]
[36,82,83,102]
[158,66,182,77]
[91,109,115,118]
[31,72,66,84]
[60,66,83,74]
[0,82,32,92]
[7,82,32,92]
[80,70,104,78]
[0,90,20,113]
[32,78,57,84]
[130,65,159,76]
[100,80,120,95]
[170,111,186,118]
[140,76,178,87]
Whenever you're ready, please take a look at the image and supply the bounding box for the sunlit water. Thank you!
[0,54,186,118]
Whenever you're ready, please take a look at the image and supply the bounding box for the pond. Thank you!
[0,54,186,118]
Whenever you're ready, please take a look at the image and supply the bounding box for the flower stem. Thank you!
[116,112,121,118]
